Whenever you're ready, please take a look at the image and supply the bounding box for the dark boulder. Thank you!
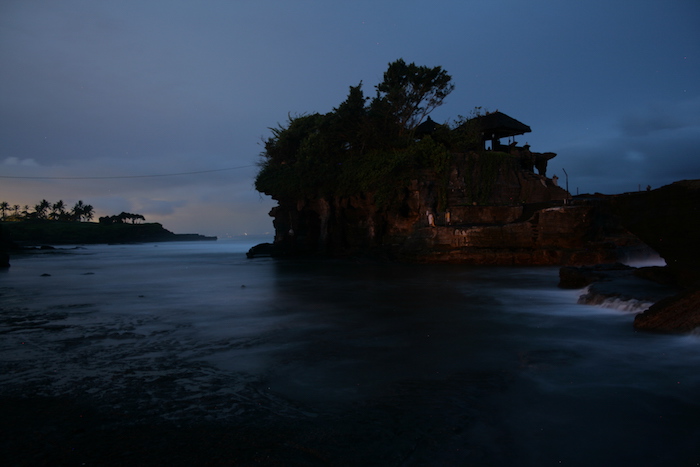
[634,282,700,334]
[578,276,678,310]
[246,242,281,258]
[608,180,700,286]
[558,263,634,289]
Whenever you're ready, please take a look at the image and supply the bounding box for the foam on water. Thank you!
[577,284,655,312]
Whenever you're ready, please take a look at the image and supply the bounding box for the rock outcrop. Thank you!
[607,180,700,286]
[251,151,645,265]
[633,283,700,333]
[557,181,700,334]
[559,263,679,314]
[558,263,636,289]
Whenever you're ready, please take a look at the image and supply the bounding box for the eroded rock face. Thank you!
[633,283,700,334]
[253,158,645,265]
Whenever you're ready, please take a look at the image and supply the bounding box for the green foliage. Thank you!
[413,137,454,211]
[374,58,455,132]
[255,60,456,206]
[461,151,519,204]
[447,107,487,152]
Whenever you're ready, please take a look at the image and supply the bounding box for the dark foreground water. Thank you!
[1,240,698,466]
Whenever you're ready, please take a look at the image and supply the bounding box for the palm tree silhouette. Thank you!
[0,202,8,220]
[71,200,85,222]
[51,200,66,220]
[34,199,51,220]
[83,204,94,222]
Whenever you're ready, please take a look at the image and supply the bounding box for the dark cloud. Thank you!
[549,97,700,194]
[618,99,700,137]
[1,0,699,234]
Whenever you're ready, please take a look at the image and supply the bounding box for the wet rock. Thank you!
[578,277,678,312]
[633,266,677,286]
[246,242,280,258]
[558,263,634,289]
[634,282,700,334]
[609,180,700,286]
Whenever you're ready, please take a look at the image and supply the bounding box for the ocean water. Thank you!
[1,239,699,466]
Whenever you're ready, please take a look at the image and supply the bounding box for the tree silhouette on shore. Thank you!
[0,199,136,224]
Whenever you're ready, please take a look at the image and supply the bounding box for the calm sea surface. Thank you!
[1,239,699,466]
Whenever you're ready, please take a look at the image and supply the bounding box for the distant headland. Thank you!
[0,199,215,255]
[1,220,215,247]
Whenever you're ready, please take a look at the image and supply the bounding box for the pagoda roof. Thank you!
[467,111,532,140]
[414,116,442,135]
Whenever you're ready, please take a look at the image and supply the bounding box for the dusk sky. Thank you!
[1,1,699,237]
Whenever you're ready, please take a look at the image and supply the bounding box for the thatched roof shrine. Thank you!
[471,111,531,141]
[415,116,442,137]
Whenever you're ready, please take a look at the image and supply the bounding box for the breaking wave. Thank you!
[577,285,654,312]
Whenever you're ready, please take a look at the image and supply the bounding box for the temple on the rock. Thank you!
[418,111,558,177]
[469,111,531,150]
[469,111,557,177]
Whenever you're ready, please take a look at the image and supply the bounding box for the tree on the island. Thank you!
[0,202,8,220]
[82,204,94,222]
[373,58,454,135]
[33,199,51,220]
[50,200,67,220]
[71,200,86,222]
[99,212,146,224]
[128,212,144,223]
[12,205,20,220]
[256,59,456,202]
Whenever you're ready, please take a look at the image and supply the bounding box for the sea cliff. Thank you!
[249,151,644,266]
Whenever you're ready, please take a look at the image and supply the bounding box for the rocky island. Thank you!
[248,59,700,334]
